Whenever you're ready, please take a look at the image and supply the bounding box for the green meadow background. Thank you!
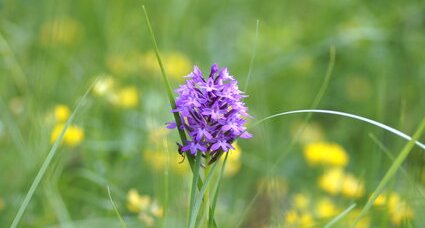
[1,0,424,227]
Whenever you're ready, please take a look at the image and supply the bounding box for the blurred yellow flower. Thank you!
[93,76,115,97]
[373,193,387,207]
[304,142,349,167]
[319,168,344,195]
[341,174,364,198]
[387,193,414,225]
[111,86,139,108]
[54,105,70,122]
[143,149,189,175]
[284,209,299,225]
[293,193,310,211]
[50,124,84,147]
[40,17,82,46]
[224,143,242,177]
[284,210,314,227]
[315,198,339,218]
[107,51,144,76]
[126,189,163,226]
[127,189,151,213]
[142,50,192,80]
[290,122,324,144]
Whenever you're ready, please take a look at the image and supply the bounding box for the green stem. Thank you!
[142,5,217,226]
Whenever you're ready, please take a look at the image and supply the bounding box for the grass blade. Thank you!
[107,186,127,228]
[352,117,425,226]
[252,109,425,150]
[10,80,95,228]
[243,19,260,92]
[189,161,219,228]
[324,203,356,228]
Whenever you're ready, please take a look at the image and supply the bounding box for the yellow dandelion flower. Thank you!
[304,142,349,167]
[143,150,189,175]
[40,17,82,46]
[341,174,364,198]
[164,52,192,80]
[299,212,314,227]
[315,198,339,218]
[388,193,414,225]
[318,168,344,195]
[293,193,310,211]
[373,193,387,207]
[50,124,84,147]
[150,202,164,218]
[54,104,70,122]
[127,189,151,213]
[142,50,192,80]
[93,76,115,97]
[111,86,139,108]
[139,213,154,226]
[284,209,299,225]
[224,143,242,177]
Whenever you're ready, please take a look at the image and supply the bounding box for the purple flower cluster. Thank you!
[168,64,251,156]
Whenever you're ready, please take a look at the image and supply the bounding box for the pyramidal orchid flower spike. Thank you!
[167,64,252,163]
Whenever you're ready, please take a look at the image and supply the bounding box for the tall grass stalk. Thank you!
[107,186,127,228]
[10,80,96,228]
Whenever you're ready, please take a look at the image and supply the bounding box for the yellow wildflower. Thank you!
[315,198,339,218]
[127,189,151,213]
[319,168,344,195]
[224,143,242,177]
[293,193,310,211]
[143,50,192,80]
[341,174,364,198]
[164,52,192,80]
[110,86,139,108]
[299,212,314,227]
[127,189,163,226]
[40,17,82,46]
[93,76,115,97]
[50,124,84,147]
[54,105,70,122]
[387,193,414,225]
[143,150,189,175]
[304,142,349,167]
[284,209,299,225]
[373,193,387,207]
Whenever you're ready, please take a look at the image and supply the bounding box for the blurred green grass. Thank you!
[0,0,424,227]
